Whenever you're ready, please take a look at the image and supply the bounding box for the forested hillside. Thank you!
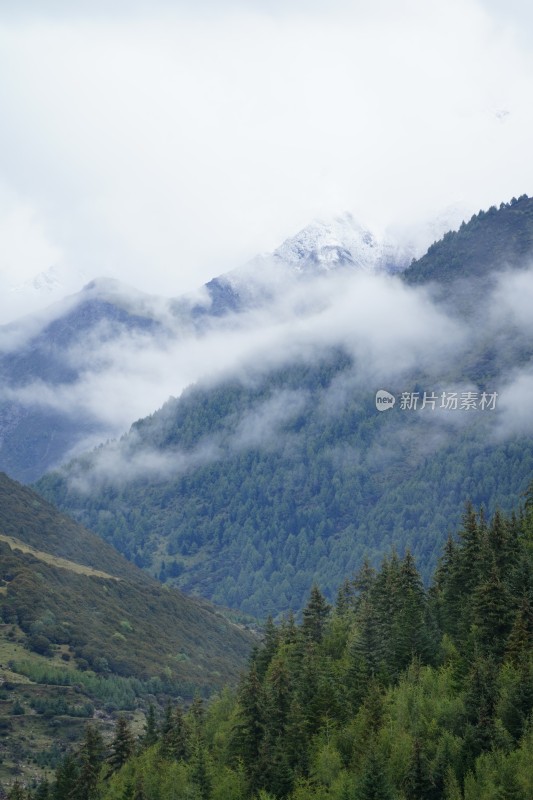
[36,356,533,617]
[36,199,533,617]
[403,194,533,287]
[10,490,533,799]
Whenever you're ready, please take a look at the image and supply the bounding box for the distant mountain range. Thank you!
[0,207,469,482]
[35,197,533,618]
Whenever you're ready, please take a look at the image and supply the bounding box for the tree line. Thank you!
[6,488,533,799]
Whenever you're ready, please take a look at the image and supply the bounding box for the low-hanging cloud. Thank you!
[495,368,533,438]
[1,0,532,316]
[5,246,533,487]
[0,268,468,442]
[488,265,533,332]
[66,386,311,491]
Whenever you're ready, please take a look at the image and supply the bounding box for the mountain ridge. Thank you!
[35,197,533,617]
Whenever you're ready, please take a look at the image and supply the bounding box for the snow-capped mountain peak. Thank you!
[273,212,382,274]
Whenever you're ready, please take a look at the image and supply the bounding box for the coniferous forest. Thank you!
[2,1,533,796]
[8,488,533,800]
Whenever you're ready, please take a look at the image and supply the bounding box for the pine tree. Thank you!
[443,766,462,800]
[160,704,189,761]
[255,616,280,680]
[353,558,377,600]
[473,558,512,659]
[231,663,265,792]
[390,551,433,675]
[107,716,135,774]
[357,749,394,800]
[431,534,461,636]
[506,596,533,666]
[358,681,385,741]
[264,651,292,742]
[76,724,104,800]
[487,508,519,578]
[347,598,383,710]
[302,586,330,644]
[284,697,309,778]
[404,738,435,800]
[190,742,211,800]
[454,502,485,624]
[371,551,402,676]
[141,704,158,748]
[295,641,324,731]
[336,559,376,615]
[336,577,357,616]
[462,657,497,766]
[260,740,293,799]
[54,753,80,800]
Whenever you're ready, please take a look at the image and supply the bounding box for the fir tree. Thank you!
[506,596,533,666]
[284,697,309,778]
[443,766,462,800]
[255,616,280,680]
[302,586,330,644]
[264,651,292,742]
[404,738,435,800]
[54,753,80,800]
[336,576,357,616]
[107,717,135,774]
[391,551,433,674]
[231,663,265,792]
[472,558,512,659]
[431,534,460,635]
[357,749,394,800]
[487,508,519,577]
[371,551,402,675]
[160,704,189,761]
[76,724,104,800]
[141,704,158,748]
[190,742,211,800]
[347,598,383,710]
[455,502,484,621]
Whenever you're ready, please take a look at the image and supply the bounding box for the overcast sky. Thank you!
[1,0,533,319]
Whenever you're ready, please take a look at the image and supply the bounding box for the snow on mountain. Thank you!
[205,212,419,307]
[267,209,474,276]
[189,208,472,319]
[272,212,384,274]
[2,264,89,324]
[236,207,471,282]
[1,205,472,328]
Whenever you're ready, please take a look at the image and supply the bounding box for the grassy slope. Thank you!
[0,534,121,580]
[0,473,255,783]
[0,473,147,582]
